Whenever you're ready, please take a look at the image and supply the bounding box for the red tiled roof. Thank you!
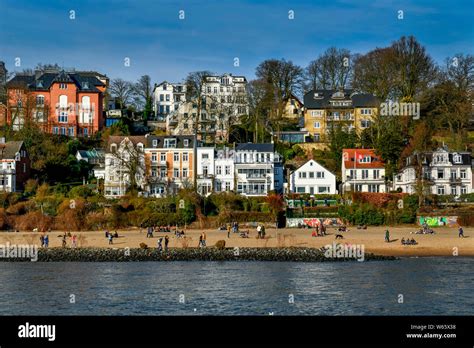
[342,148,385,169]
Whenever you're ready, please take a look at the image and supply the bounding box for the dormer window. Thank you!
[164,138,176,148]
[360,156,371,163]
[110,144,117,153]
[183,139,189,147]
[453,154,462,164]
[152,139,158,147]
[83,82,89,89]
[59,83,67,89]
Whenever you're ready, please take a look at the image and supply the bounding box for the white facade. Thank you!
[393,148,472,196]
[341,149,386,193]
[104,137,146,198]
[152,81,186,120]
[234,143,283,196]
[290,159,336,194]
[0,160,16,192]
[196,147,215,196]
[214,147,235,192]
[167,73,248,141]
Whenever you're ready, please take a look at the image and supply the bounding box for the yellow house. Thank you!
[303,89,378,142]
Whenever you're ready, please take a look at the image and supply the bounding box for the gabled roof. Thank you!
[0,141,24,160]
[52,70,74,83]
[236,143,274,152]
[404,148,472,167]
[77,148,105,160]
[7,71,106,92]
[106,136,146,153]
[145,135,195,149]
[304,89,379,109]
[342,149,385,169]
[292,159,335,176]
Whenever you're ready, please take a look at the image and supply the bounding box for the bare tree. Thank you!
[391,36,438,101]
[133,75,153,111]
[353,47,398,101]
[109,78,134,109]
[255,59,303,130]
[305,47,354,91]
[110,139,145,194]
[444,53,474,93]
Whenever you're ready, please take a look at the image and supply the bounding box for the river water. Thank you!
[0,257,472,315]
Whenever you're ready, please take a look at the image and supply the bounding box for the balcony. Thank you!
[449,177,462,184]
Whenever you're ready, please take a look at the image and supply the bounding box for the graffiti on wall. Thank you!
[418,216,458,227]
[287,217,343,228]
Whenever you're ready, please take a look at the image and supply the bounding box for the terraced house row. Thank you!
[101,135,284,198]
[81,137,472,198]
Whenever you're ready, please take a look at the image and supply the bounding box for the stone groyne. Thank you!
[0,247,397,262]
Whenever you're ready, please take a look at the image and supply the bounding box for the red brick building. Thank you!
[6,70,107,136]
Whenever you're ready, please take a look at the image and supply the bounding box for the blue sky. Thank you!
[0,0,473,84]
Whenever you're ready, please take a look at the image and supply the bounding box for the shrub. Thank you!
[215,240,226,249]
[13,211,53,231]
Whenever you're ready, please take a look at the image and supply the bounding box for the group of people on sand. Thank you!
[39,233,50,248]
[311,224,326,237]
[256,224,266,239]
[105,230,119,244]
[401,237,417,245]
[157,235,170,251]
[46,231,79,248]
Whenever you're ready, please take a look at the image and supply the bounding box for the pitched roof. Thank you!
[106,136,146,152]
[292,159,335,176]
[304,89,379,109]
[0,141,24,160]
[236,143,274,152]
[7,71,106,92]
[77,148,104,160]
[342,148,385,169]
[145,135,195,149]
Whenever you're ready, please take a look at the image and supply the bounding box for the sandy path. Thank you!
[0,226,472,257]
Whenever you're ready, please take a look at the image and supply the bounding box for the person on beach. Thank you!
[385,229,390,243]
[105,230,109,238]
[72,235,77,248]
[257,224,262,239]
[157,237,163,252]
[44,234,49,248]
[108,233,113,245]
[315,224,320,236]
[62,234,67,248]
[164,235,169,251]
[459,226,464,238]
[39,235,45,247]
[198,234,203,248]
[227,224,231,238]
[202,232,207,247]
[261,225,266,239]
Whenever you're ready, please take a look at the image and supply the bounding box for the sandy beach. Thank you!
[0,225,472,257]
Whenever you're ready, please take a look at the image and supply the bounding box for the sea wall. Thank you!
[286,217,343,228]
[0,247,396,262]
[418,216,458,227]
